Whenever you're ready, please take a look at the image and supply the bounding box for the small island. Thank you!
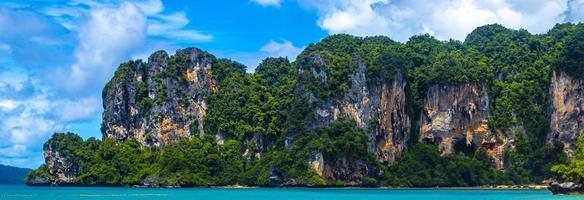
[25,23,584,193]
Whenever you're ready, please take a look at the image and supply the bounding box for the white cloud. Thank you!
[217,39,302,72]
[134,0,164,15]
[0,76,101,168]
[251,0,282,7]
[62,0,211,92]
[0,69,28,92]
[148,12,212,41]
[0,100,19,111]
[64,2,147,92]
[0,0,215,168]
[42,6,83,17]
[316,0,391,37]
[53,97,101,122]
[302,0,584,41]
[260,39,302,60]
[0,90,64,168]
[566,0,584,21]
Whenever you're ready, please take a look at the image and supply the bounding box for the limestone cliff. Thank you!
[419,84,509,168]
[303,61,409,163]
[295,51,410,166]
[43,137,79,185]
[101,48,216,146]
[291,39,409,183]
[548,70,584,156]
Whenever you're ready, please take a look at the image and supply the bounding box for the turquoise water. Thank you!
[0,185,581,200]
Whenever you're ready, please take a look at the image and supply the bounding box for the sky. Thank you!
[0,0,583,169]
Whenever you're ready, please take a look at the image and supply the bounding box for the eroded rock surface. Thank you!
[548,70,584,156]
[44,139,79,185]
[293,48,408,183]
[300,56,410,166]
[102,48,216,146]
[419,84,509,168]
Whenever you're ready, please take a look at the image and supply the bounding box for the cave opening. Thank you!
[453,139,477,156]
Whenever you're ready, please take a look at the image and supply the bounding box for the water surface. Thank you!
[0,185,580,200]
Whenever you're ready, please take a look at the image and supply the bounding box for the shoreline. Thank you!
[25,183,549,190]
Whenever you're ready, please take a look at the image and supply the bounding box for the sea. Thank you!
[0,185,581,200]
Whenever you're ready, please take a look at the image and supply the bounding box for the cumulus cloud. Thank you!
[301,0,584,41]
[566,0,584,21]
[0,0,213,168]
[0,69,102,168]
[64,2,147,93]
[62,0,211,93]
[260,40,303,60]
[0,79,64,168]
[251,0,282,7]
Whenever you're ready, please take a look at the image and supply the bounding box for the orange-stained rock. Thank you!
[419,84,510,169]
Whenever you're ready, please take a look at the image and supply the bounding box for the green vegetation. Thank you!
[24,165,49,184]
[294,34,401,101]
[554,25,584,78]
[29,23,584,187]
[205,57,295,142]
[552,133,584,183]
[388,144,506,187]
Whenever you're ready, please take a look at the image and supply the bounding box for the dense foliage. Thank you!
[388,144,506,187]
[28,23,584,187]
[554,24,584,78]
[552,133,584,183]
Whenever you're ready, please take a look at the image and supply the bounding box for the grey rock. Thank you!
[418,83,510,169]
[548,70,584,157]
[549,179,584,194]
[44,140,79,185]
[102,48,217,146]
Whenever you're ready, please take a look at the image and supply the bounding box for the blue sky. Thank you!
[1,0,583,168]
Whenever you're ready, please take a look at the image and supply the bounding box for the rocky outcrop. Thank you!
[308,151,382,186]
[299,56,410,166]
[102,48,216,146]
[549,179,584,195]
[419,84,509,168]
[43,139,79,185]
[25,175,50,185]
[548,70,584,156]
[292,47,409,183]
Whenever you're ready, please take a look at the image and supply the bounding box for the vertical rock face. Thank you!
[293,47,410,183]
[375,71,411,163]
[419,84,509,168]
[43,140,79,185]
[102,48,216,146]
[549,70,584,156]
[305,61,410,166]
